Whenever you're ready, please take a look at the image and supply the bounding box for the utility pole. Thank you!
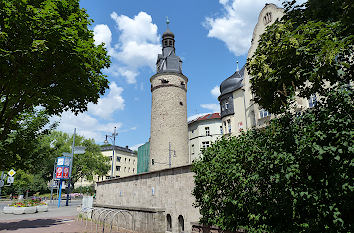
[66,128,76,206]
[105,127,117,178]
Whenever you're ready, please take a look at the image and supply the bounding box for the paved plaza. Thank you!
[0,200,94,232]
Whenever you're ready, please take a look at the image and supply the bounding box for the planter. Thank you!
[36,205,48,212]
[3,206,14,214]
[23,206,37,214]
[13,207,25,215]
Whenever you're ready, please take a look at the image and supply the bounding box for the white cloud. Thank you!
[201,104,220,113]
[88,82,125,120]
[130,143,144,151]
[95,11,161,84]
[204,0,282,56]
[93,24,112,47]
[51,111,123,144]
[211,86,221,98]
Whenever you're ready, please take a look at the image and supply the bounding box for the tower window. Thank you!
[164,40,168,46]
[160,79,169,84]
[169,40,172,46]
[179,101,183,106]
[227,119,231,133]
[181,81,185,87]
[225,101,229,110]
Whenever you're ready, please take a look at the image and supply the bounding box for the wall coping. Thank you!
[94,203,165,213]
[97,164,193,185]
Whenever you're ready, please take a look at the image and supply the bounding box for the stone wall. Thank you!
[96,164,200,233]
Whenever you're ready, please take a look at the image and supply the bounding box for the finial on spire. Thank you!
[166,16,170,29]
[236,61,239,72]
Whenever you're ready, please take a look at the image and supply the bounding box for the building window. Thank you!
[166,214,172,231]
[106,176,111,180]
[205,127,210,136]
[191,144,195,154]
[124,167,126,172]
[259,109,270,118]
[133,160,135,165]
[220,126,223,134]
[128,167,130,172]
[202,141,210,148]
[178,215,185,232]
[133,168,135,173]
[225,101,229,110]
[227,119,231,133]
[125,158,127,163]
[116,166,121,171]
[109,156,112,161]
[117,156,121,162]
[308,95,317,108]
[129,159,131,163]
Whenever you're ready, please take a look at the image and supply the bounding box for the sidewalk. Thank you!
[0,200,92,232]
[0,216,90,232]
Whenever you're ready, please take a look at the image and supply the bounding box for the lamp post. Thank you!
[104,127,117,178]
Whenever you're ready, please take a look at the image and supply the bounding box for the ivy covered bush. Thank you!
[192,87,353,232]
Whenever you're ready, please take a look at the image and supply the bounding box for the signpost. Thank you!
[55,156,70,207]
[0,169,15,199]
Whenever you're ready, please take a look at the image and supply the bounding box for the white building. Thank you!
[188,113,222,162]
[101,145,137,179]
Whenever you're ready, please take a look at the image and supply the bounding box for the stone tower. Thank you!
[149,21,189,171]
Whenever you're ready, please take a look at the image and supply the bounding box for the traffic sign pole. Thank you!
[58,180,63,208]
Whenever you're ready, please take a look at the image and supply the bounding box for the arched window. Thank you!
[178,215,184,232]
[166,214,172,231]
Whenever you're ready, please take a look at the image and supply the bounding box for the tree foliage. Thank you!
[193,87,353,232]
[247,0,353,113]
[0,109,56,170]
[33,131,110,187]
[0,0,110,142]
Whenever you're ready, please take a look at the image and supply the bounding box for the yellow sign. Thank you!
[8,169,16,177]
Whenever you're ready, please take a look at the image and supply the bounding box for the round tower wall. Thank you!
[150,73,189,171]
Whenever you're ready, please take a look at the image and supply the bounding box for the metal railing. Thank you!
[77,207,136,233]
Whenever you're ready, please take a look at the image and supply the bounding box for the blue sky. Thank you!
[53,0,284,150]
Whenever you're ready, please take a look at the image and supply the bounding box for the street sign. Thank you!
[8,169,16,177]
[56,167,63,179]
[0,180,4,188]
[7,177,14,184]
[62,152,71,157]
[57,157,65,166]
[63,167,69,179]
[74,146,86,154]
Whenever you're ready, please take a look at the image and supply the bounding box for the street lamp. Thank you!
[104,127,118,178]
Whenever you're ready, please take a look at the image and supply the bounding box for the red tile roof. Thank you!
[188,113,220,124]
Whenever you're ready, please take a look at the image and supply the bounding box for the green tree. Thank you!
[247,0,353,113]
[0,0,110,143]
[34,131,110,188]
[0,109,57,170]
[193,86,353,232]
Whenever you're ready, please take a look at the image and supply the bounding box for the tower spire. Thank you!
[236,61,239,72]
[166,16,170,29]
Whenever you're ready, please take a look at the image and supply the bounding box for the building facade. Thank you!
[219,4,284,137]
[137,141,150,174]
[101,145,137,179]
[188,113,222,162]
[149,25,189,171]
